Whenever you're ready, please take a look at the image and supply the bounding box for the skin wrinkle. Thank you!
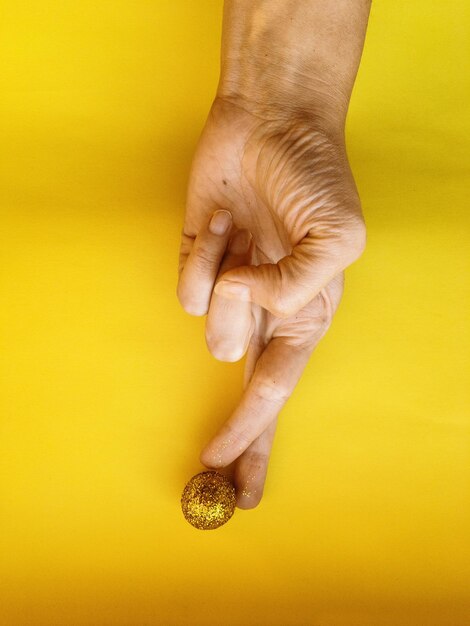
[239,128,293,262]
[252,123,351,232]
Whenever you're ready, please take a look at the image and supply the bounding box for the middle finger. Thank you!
[205,228,255,362]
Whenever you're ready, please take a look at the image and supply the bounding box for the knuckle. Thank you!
[352,220,367,256]
[229,427,254,448]
[244,449,269,469]
[271,266,302,318]
[183,302,208,317]
[344,217,367,261]
[270,267,292,319]
[270,297,298,319]
[200,450,223,469]
[253,376,290,405]
[177,281,208,316]
[237,491,263,509]
[205,333,245,362]
[177,287,207,316]
[194,244,218,272]
[236,456,266,509]
[176,282,187,308]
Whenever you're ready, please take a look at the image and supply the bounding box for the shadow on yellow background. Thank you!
[1,2,469,625]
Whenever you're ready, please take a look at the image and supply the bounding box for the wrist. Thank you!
[217,59,348,139]
[217,0,371,137]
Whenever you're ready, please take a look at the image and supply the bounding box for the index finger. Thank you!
[199,336,314,468]
[177,209,233,316]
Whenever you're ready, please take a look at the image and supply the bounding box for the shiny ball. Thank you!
[181,470,236,530]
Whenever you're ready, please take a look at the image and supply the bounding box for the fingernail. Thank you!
[209,210,232,235]
[214,281,251,301]
[229,230,252,255]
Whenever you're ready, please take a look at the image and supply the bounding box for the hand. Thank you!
[177,98,364,508]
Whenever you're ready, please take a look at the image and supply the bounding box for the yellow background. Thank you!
[1,2,469,625]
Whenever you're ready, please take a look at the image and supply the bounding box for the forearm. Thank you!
[217,0,372,133]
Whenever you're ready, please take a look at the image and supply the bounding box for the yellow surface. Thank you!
[1,2,469,625]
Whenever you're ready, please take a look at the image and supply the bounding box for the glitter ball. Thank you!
[181,470,236,530]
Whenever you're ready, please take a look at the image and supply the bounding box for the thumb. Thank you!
[213,227,365,318]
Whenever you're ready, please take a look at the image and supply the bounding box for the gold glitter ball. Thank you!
[181,470,236,530]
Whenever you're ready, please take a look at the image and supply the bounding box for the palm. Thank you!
[184,98,349,354]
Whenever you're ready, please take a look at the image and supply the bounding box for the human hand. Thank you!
[177,98,363,509]
[177,0,370,509]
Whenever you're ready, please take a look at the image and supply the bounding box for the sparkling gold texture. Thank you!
[181,471,236,530]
